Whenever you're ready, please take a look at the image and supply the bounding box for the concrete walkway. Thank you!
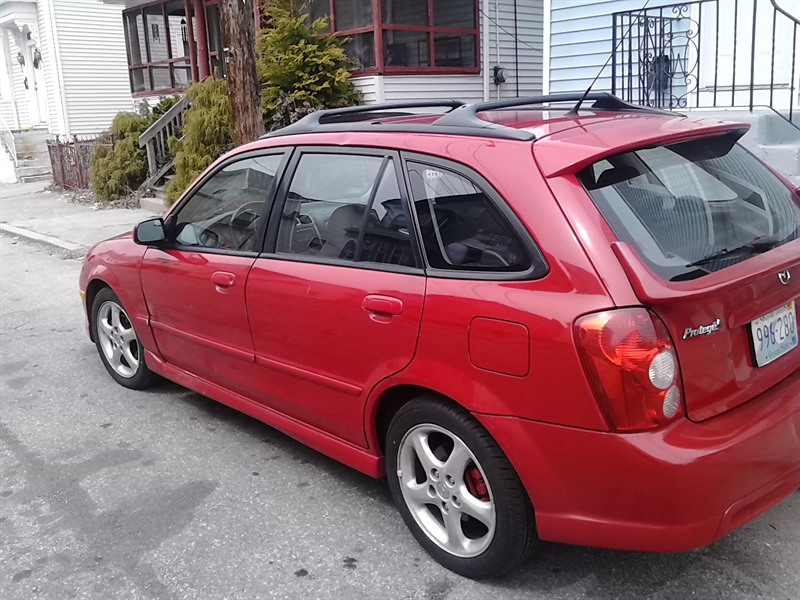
[0,182,157,253]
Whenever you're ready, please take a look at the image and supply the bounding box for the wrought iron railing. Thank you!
[611,0,799,123]
[0,113,17,167]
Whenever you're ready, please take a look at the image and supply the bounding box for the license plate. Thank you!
[750,301,798,367]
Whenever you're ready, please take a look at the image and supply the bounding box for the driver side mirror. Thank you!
[133,217,167,246]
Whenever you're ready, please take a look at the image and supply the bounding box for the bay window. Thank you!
[309,0,479,74]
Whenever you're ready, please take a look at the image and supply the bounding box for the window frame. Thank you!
[164,148,292,257]
[123,0,194,97]
[309,0,481,76]
[399,151,549,281]
[263,146,426,275]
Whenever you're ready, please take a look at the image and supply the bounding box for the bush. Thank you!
[90,112,149,201]
[257,2,361,130]
[166,78,233,205]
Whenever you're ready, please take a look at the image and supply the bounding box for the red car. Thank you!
[80,93,800,578]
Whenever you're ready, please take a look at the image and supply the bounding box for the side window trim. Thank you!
[262,146,425,273]
[399,151,549,281]
[165,148,292,256]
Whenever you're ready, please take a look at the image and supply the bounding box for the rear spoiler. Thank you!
[535,120,749,178]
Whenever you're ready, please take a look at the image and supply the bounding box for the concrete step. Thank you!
[139,194,166,214]
[16,164,51,184]
[19,173,52,184]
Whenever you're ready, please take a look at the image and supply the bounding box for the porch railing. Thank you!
[0,113,17,167]
[138,94,190,189]
[611,0,799,123]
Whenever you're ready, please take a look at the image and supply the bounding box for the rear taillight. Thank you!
[575,308,684,432]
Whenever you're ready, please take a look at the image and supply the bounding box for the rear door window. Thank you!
[578,134,800,281]
[275,152,417,268]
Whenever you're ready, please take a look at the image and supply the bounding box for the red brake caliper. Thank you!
[465,465,490,501]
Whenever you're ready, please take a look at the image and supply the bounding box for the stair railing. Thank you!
[138,94,189,188]
[0,113,17,167]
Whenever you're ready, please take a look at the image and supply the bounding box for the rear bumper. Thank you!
[476,369,800,552]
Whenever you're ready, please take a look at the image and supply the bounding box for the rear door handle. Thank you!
[212,271,236,290]
[362,295,403,317]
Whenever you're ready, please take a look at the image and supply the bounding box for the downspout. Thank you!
[495,0,501,100]
[44,0,69,136]
[482,0,490,101]
[514,0,519,97]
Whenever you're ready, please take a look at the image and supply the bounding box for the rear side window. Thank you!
[578,135,800,281]
[406,162,532,272]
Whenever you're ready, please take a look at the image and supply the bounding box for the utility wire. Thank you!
[478,8,543,55]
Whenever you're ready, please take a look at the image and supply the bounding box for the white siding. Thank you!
[351,75,379,103]
[4,29,30,128]
[490,0,544,99]
[382,74,486,103]
[52,0,133,135]
[0,29,18,128]
[36,0,65,134]
[549,0,679,94]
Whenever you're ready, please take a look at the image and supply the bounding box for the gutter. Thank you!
[43,0,69,136]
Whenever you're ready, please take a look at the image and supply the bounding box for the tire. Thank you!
[385,397,537,578]
[91,287,157,390]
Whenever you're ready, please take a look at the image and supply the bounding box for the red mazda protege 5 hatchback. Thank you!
[80,93,800,578]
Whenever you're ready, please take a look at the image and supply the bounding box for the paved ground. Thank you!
[0,186,798,599]
[0,182,156,253]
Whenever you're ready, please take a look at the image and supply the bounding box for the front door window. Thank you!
[173,154,284,253]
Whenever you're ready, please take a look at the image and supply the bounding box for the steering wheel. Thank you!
[231,200,264,229]
[230,200,264,250]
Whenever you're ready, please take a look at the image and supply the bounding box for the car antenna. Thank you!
[567,0,651,116]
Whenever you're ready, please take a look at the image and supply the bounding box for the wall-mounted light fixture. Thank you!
[492,65,505,85]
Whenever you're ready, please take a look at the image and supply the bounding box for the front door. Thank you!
[246,149,426,446]
[140,151,287,394]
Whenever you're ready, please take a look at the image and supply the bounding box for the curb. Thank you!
[0,222,87,255]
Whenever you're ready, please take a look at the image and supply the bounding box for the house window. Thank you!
[308,0,479,74]
[123,0,196,95]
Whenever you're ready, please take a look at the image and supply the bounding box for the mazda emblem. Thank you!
[778,270,791,285]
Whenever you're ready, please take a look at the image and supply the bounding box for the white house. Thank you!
[0,0,134,135]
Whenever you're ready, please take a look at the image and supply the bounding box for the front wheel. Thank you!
[385,397,537,578]
[91,287,157,389]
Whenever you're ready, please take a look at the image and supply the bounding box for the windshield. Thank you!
[578,135,800,281]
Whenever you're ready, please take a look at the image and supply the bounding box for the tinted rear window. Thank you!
[578,134,800,281]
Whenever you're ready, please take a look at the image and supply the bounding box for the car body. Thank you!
[80,94,800,577]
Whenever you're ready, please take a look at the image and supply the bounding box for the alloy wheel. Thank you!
[96,300,140,379]
[396,423,497,558]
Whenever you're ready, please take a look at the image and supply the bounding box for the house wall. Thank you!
[353,0,543,104]
[50,0,133,136]
[548,0,800,110]
[548,0,679,95]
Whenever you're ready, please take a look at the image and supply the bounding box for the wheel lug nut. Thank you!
[431,468,439,479]
[446,475,455,486]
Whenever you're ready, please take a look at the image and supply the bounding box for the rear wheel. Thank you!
[91,287,156,389]
[386,397,537,578]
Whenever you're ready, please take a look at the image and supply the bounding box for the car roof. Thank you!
[237,93,750,177]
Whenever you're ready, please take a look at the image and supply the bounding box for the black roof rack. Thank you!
[433,91,676,129]
[262,93,679,142]
[261,100,464,138]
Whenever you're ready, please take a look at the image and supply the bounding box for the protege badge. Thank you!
[683,319,721,340]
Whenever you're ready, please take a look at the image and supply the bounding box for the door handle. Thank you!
[212,271,236,290]
[362,295,403,317]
